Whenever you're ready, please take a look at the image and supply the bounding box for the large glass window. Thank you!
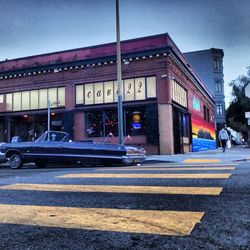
[85,111,103,137]
[6,93,13,111]
[2,87,65,112]
[76,85,84,104]
[105,109,118,136]
[48,88,57,105]
[86,107,147,138]
[77,76,156,106]
[146,77,156,98]
[13,92,21,111]
[21,91,30,110]
[30,90,39,109]
[125,107,146,136]
[39,89,48,109]
[58,87,65,106]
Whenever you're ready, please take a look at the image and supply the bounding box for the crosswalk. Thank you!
[0,162,237,237]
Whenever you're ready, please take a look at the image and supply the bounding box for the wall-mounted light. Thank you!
[23,115,28,118]
[123,59,129,65]
[161,74,168,79]
[53,68,60,73]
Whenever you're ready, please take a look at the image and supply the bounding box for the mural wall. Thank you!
[191,97,216,152]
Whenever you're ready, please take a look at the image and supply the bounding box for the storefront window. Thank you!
[85,84,94,105]
[146,76,156,98]
[39,89,48,109]
[13,92,21,111]
[94,82,104,104]
[105,109,118,136]
[30,90,39,109]
[104,81,114,103]
[76,85,84,104]
[48,88,57,105]
[22,91,30,110]
[58,87,65,106]
[6,93,12,111]
[86,111,103,137]
[124,79,135,101]
[125,107,146,135]
[86,107,147,137]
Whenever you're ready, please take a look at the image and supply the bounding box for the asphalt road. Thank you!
[0,162,249,250]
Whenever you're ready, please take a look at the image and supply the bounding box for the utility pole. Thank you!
[116,0,124,144]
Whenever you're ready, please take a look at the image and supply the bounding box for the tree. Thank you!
[226,67,250,140]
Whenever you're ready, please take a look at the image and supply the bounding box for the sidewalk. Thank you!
[145,146,250,164]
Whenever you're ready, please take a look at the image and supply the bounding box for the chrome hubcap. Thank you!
[11,155,20,168]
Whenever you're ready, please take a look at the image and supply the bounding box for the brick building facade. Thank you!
[0,33,216,154]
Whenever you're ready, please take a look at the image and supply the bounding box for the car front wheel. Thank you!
[9,153,23,169]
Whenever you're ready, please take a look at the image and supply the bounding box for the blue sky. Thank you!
[1,0,250,106]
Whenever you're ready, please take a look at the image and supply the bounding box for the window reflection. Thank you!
[105,110,118,136]
[86,107,147,138]
[125,107,146,136]
[86,111,103,137]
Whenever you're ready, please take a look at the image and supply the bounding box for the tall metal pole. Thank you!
[48,99,51,132]
[116,0,124,144]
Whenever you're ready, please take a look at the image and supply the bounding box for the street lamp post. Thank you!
[47,100,59,136]
[116,0,124,144]
[48,99,51,132]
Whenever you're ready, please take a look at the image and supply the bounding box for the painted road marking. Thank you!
[58,173,231,179]
[183,159,221,163]
[97,167,235,171]
[0,204,204,236]
[0,184,223,196]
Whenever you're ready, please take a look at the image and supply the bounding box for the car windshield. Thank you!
[35,131,70,143]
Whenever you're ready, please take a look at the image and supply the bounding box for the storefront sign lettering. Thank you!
[78,76,156,105]
[87,91,92,98]
[85,84,94,104]
[135,78,145,100]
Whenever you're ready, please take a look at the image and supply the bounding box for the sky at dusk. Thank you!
[0,0,250,106]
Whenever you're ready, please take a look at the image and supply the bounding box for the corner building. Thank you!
[0,33,216,154]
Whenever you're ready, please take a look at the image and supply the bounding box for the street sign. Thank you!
[245,112,250,118]
[248,118,250,126]
[245,83,250,98]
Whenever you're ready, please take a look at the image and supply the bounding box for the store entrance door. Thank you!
[173,108,182,154]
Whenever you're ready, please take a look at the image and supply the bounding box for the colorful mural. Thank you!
[191,99,216,152]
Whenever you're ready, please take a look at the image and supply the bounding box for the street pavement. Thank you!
[0,146,249,249]
[145,145,250,164]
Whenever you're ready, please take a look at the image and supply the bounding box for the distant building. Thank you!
[184,48,225,130]
[0,33,216,154]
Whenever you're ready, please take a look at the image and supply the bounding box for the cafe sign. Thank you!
[76,76,156,105]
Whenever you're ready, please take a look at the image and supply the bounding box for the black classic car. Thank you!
[0,131,146,169]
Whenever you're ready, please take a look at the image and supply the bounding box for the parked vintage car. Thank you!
[0,131,146,169]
